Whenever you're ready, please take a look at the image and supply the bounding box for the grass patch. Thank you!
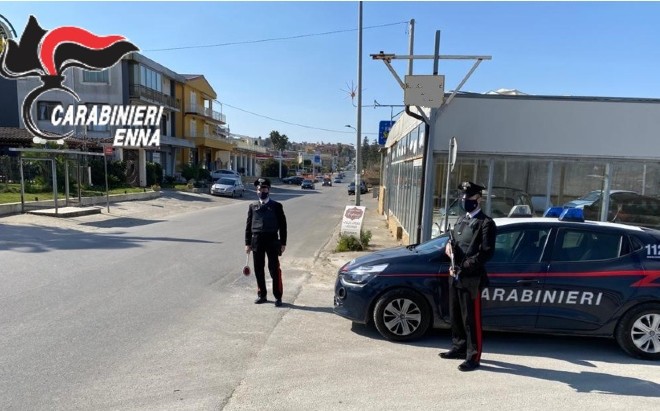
[0,186,149,204]
[336,230,372,252]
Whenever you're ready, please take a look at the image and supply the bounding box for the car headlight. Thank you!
[341,263,388,285]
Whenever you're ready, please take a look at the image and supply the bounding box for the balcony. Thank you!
[129,84,181,111]
[185,102,226,124]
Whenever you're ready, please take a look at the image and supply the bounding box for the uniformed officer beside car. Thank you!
[440,182,496,371]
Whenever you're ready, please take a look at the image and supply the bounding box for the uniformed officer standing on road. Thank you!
[245,178,287,307]
[440,181,496,371]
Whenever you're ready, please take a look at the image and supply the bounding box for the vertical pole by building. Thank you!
[420,30,441,242]
[355,0,363,206]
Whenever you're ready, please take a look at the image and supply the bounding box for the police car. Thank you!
[333,207,660,360]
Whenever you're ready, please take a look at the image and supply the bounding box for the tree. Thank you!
[261,159,288,178]
[269,130,289,152]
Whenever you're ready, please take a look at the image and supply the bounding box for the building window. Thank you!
[37,101,60,121]
[139,65,162,93]
[189,119,196,137]
[85,103,109,132]
[82,69,109,83]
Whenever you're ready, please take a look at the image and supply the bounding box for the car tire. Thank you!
[240,189,244,198]
[615,303,660,360]
[373,289,431,342]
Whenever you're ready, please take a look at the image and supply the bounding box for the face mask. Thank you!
[259,192,269,200]
[461,198,478,213]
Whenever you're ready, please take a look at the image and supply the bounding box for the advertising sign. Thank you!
[341,206,366,237]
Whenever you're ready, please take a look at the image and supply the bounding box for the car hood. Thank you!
[213,184,234,189]
[341,246,414,270]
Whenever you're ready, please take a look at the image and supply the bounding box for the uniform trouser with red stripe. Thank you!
[252,236,283,300]
[448,285,483,362]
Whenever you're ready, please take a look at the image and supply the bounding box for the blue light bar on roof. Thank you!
[543,206,564,218]
[559,207,585,222]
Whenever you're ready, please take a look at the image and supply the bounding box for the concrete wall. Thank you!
[433,95,660,160]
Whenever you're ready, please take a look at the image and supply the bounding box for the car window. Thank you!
[218,178,235,185]
[552,229,623,262]
[491,227,550,263]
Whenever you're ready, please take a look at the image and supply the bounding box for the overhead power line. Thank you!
[218,100,378,135]
[143,21,408,52]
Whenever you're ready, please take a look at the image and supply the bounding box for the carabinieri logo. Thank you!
[0,16,162,147]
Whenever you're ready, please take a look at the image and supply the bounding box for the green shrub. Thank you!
[336,229,372,252]
[361,229,372,246]
[146,162,163,186]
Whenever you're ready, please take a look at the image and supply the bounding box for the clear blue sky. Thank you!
[3,1,660,145]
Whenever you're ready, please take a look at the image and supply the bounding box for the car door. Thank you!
[537,226,642,331]
[482,224,550,329]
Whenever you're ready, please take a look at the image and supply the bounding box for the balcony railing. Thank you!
[129,84,181,110]
[185,102,226,123]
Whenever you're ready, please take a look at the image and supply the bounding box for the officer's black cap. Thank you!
[254,178,271,188]
[458,181,485,197]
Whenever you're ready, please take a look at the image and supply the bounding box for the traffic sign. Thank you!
[104,146,113,156]
[378,120,395,145]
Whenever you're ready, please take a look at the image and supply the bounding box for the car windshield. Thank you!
[577,191,601,202]
[414,233,449,254]
[218,178,236,185]
[303,180,313,183]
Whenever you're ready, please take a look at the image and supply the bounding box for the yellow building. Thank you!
[176,75,233,171]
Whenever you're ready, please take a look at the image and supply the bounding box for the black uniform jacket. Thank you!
[450,211,497,296]
[245,199,288,246]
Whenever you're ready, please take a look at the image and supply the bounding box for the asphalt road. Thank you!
[0,184,349,410]
[1,184,659,410]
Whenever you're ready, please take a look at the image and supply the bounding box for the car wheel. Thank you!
[373,289,430,342]
[231,190,236,198]
[240,189,244,198]
[615,303,660,360]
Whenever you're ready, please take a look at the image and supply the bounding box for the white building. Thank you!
[382,93,660,244]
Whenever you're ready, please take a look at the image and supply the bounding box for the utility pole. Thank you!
[355,1,363,206]
[371,28,491,242]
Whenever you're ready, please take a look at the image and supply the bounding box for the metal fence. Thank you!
[1,149,107,213]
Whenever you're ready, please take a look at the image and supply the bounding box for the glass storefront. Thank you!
[428,155,660,236]
[384,123,425,243]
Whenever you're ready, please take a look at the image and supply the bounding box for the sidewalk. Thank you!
[223,193,406,410]
[313,191,402,283]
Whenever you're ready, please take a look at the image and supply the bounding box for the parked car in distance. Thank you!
[583,192,660,230]
[531,195,554,216]
[334,208,660,360]
[322,178,333,187]
[301,179,315,190]
[334,177,342,183]
[563,190,638,209]
[210,169,240,180]
[282,176,304,185]
[211,177,245,197]
[347,181,367,195]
